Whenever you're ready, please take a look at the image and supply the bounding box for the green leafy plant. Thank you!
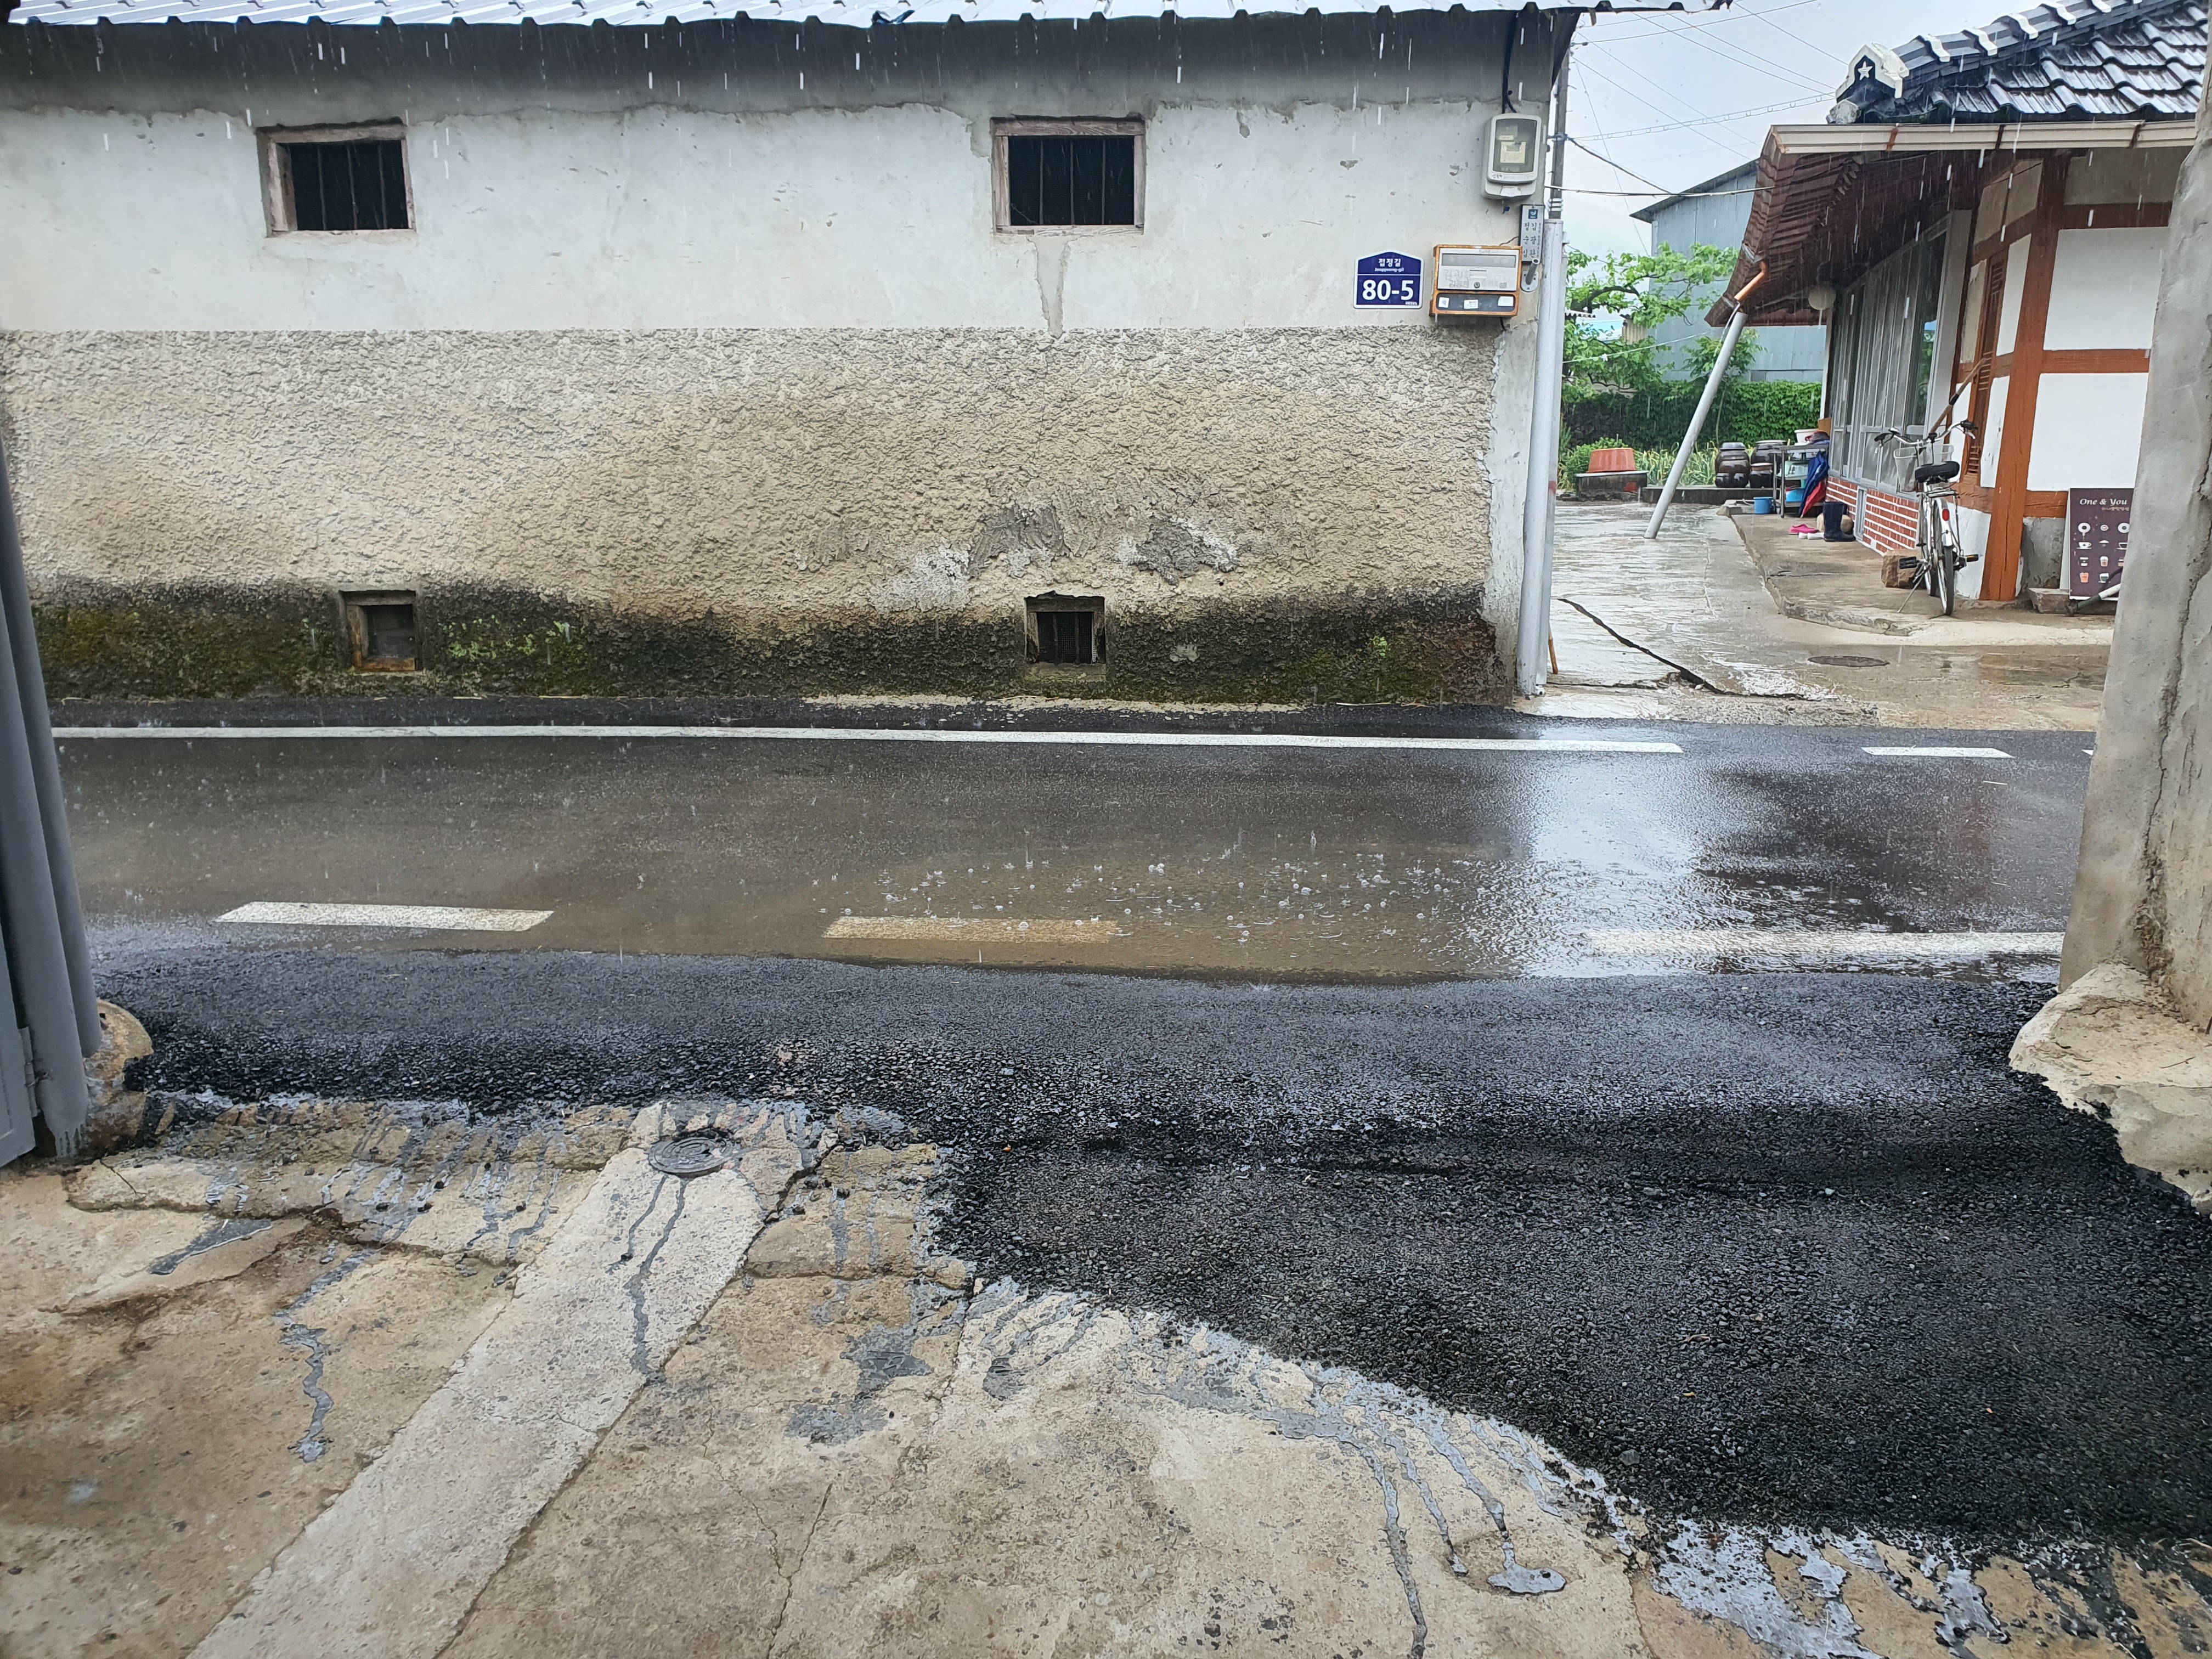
[1635,445,1718,487]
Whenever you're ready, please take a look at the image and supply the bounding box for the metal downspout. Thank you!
[1513,22,1576,697]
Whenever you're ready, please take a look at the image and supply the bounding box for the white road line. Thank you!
[826,916,1124,943]
[219,901,551,932]
[53,724,1684,755]
[1588,929,2062,958]
[1861,745,2013,759]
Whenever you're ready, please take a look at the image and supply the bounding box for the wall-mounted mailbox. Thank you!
[1431,245,1523,319]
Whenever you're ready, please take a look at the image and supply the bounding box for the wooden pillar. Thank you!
[1984,155,2070,601]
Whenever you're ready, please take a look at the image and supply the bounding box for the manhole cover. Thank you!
[648,1132,733,1177]
[1808,654,1888,668]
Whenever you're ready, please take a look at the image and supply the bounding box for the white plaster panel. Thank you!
[1957,259,1987,363]
[1981,376,2010,489]
[2064,146,2183,204]
[1995,238,2032,356]
[2044,228,2167,351]
[0,102,1520,332]
[2027,372,2149,492]
[1953,503,1989,601]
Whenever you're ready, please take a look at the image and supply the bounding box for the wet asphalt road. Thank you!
[97,945,2212,1546]
[56,705,2089,979]
[67,702,2208,1546]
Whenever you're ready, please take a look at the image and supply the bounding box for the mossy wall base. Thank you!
[35,583,1502,707]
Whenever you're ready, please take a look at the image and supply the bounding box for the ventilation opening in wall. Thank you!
[1026,595,1105,667]
[343,592,419,673]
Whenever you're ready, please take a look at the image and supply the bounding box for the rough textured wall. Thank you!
[2063,83,2212,1023]
[3,326,1502,703]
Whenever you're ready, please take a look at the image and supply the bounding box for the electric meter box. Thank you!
[1483,114,1543,200]
[1431,245,1523,319]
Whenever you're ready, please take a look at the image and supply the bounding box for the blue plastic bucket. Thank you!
[1753,496,1775,515]
[1785,489,1805,505]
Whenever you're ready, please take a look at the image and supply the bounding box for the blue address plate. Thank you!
[1355,251,1424,307]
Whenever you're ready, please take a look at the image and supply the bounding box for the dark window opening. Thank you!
[344,593,418,672]
[286,139,409,232]
[1036,609,1094,664]
[1027,596,1105,666]
[1007,135,1137,227]
[363,604,416,662]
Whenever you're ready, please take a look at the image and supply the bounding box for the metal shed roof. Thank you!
[11,0,1544,26]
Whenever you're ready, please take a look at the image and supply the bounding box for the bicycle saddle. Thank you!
[1915,460,1961,484]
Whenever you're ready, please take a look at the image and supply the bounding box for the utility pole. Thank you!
[1514,24,1575,698]
[0,434,99,1163]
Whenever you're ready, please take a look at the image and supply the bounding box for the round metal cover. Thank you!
[648,1133,732,1177]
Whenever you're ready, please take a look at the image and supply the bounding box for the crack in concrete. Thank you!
[759,1482,834,1659]
[1555,596,1740,697]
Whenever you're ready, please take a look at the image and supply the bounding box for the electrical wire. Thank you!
[1570,59,1757,167]
[1567,184,1762,197]
[1583,0,1821,46]
[1595,96,1822,139]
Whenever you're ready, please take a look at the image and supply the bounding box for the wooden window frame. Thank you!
[991,119,1146,234]
[259,122,415,238]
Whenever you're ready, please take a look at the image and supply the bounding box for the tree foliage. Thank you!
[1562,243,1758,402]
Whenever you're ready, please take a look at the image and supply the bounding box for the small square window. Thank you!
[262,126,411,234]
[994,121,1143,232]
[342,591,418,672]
[1026,595,1105,665]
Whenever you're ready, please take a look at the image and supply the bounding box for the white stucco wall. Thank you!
[0,100,1524,332]
[0,13,1555,701]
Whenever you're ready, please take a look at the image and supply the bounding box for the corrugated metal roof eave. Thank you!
[12,0,1552,22]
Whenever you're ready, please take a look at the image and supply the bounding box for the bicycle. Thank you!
[1874,420,1980,616]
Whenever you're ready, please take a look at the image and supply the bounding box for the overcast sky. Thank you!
[1561,0,1967,257]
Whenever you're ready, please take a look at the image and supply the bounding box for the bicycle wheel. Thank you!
[1931,541,1955,614]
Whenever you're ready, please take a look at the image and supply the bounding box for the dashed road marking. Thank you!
[55,725,1684,755]
[219,902,552,932]
[1861,745,2013,759]
[825,917,1122,943]
[1588,928,2062,958]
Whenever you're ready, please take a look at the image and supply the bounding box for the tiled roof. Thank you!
[1838,0,2205,124]
[10,0,1532,24]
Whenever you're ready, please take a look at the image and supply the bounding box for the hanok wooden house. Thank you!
[1718,0,2202,602]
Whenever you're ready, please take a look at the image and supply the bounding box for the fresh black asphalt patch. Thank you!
[95,944,2212,1545]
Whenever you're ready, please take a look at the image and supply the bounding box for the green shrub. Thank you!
[1562,381,1821,452]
